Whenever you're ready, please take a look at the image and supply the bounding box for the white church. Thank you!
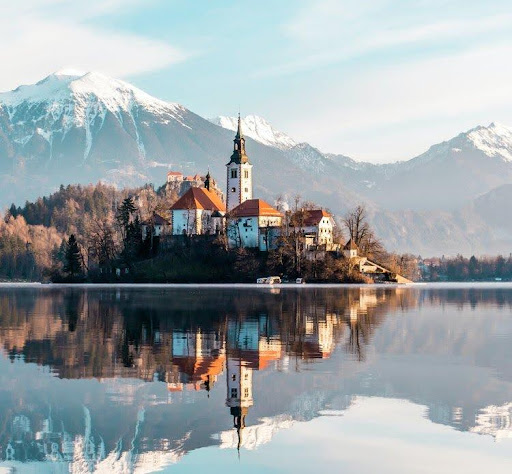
[168,115,335,251]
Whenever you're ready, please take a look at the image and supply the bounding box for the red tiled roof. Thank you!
[301,209,332,227]
[170,187,226,212]
[167,171,183,177]
[230,199,283,218]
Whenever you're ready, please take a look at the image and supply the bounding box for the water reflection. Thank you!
[0,285,510,471]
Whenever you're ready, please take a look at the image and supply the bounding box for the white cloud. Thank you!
[263,0,512,78]
[0,0,185,92]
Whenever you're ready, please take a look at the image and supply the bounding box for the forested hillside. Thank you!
[1,181,420,283]
[1,182,174,281]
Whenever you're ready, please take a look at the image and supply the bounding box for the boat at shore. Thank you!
[256,276,282,285]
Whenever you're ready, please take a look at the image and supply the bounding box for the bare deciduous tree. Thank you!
[86,217,118,268]
[343,205,384,259]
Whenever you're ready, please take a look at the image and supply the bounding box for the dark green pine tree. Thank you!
[116,197,142,265]
[64,234,83,277]
[8,203,19,219]
[122,216,143,264]
[116,197,137,235]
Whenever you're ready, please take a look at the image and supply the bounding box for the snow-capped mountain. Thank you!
[407,122,512,168]
[0,70,363,230]
[0,70,190,173]
[3,70,512,254]
[210,114,297,149]
[1,69,185,123]
[366,122,512,211]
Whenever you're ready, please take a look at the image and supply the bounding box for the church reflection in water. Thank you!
[0,286,511,468]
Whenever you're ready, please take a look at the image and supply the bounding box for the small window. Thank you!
[231,169,238,179]
[244,187,248,192]
[231,187,236,192]
[244,170,249,179]
[244,388,249,398]
[232,374,236,381]
[231,388,238,398]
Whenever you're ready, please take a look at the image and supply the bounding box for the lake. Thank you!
[0,283,511,473]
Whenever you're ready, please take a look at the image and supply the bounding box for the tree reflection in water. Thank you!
[0,285,510,469]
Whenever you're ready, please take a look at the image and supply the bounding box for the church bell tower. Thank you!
[226,357,253,451]
[226,114,253,212]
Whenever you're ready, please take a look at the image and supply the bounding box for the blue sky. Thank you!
[2,0,512,162]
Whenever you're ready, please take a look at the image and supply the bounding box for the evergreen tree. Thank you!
[64,234,83,277]
[8,204,18,219]
[121,216,143,265]
[116,197,137,236]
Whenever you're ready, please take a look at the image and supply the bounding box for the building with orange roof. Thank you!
[294,209,335,246]
[227,198,283,250]
[170,178,226,235]
[169,330,226,393]
[167,171,184,183]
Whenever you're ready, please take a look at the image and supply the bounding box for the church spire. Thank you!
[226,110,253,211]
[229,113,248,164]
[204,168,211,191]
[235,113,243,140]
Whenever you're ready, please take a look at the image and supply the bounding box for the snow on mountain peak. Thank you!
[414,122,512,167]
[0,70,183,117]
[0,71,189,165]
[465,122,512,161]
[210,114,297,149]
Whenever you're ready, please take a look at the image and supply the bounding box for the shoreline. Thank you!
[1,281,512,289]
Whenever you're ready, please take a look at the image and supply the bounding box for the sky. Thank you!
[2,0,512,162]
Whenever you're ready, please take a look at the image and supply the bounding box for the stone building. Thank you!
[165,170,224,202]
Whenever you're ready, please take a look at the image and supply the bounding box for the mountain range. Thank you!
[1,70,512,256]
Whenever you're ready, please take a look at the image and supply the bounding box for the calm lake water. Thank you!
[0,283,511,473]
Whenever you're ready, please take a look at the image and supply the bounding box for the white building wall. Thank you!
[228,216,283,250]
[142,224,167,240]
[226,359,253,409]
[226,163,253,211]
[172,209,222,235]
[301,217,334,245]
[259,227,281,251]
[172,209,200,235]
[240,163,253,204]
[258,216,282,228]
[317,217,334,244]
[227,217,259,248]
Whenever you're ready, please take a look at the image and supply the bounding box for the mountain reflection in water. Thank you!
[0,285,511,472]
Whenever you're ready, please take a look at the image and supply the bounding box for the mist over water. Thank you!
[0,285,511,472]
